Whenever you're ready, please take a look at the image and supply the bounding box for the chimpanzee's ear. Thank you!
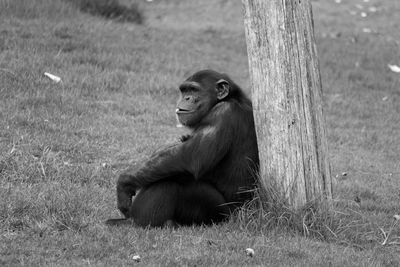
[216,79,230,100]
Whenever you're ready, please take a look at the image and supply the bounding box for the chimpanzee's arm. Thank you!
[119,120,233,188]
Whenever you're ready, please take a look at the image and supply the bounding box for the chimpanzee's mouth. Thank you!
[176,108,194,114]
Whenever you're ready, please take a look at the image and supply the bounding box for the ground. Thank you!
[0,0,399,266]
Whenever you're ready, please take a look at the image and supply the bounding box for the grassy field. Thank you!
[1,0,399,265]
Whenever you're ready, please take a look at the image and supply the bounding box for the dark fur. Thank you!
[106,70,259,227]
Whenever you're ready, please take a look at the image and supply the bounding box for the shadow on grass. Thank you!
[65,0,143,24]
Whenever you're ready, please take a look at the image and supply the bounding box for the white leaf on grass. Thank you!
[44,72,61,83]
[388,64,400,73]
[132,255,141,262]
[245,248,255,257]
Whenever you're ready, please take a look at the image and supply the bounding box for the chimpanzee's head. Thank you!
[176,70,230,127]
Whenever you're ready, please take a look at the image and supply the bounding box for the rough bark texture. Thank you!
[242,0,332,209]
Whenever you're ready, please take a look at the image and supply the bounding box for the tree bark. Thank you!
[242,0,332,209]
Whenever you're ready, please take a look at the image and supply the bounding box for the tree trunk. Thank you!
[242,0,332,209]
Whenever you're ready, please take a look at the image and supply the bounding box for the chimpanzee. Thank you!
[106,70,259,227]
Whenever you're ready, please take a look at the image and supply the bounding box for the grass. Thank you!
[0,0,399,265]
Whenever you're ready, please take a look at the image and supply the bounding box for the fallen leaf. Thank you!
[44,72,61,83]
[132,255,141,262]
[245,248,255,257]
[388,64,400,73]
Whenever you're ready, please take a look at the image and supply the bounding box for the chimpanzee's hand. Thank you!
[116,173,138,218]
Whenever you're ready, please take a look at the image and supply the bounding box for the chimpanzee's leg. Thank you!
[175,181,230,225]
[129,180,179,227]
[122,180,229,227]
